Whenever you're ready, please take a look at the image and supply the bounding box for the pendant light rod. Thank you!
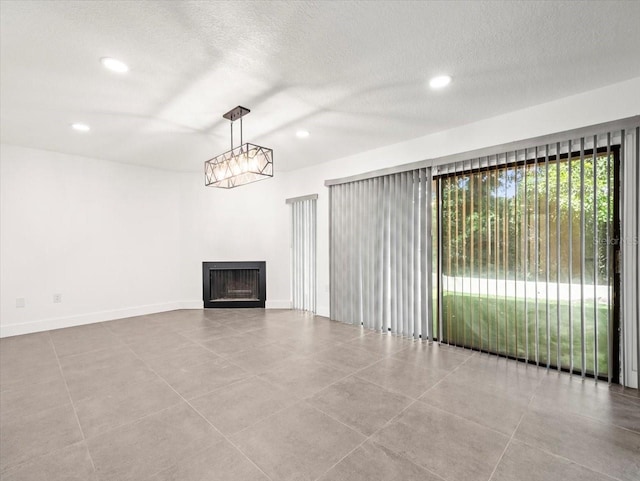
[223,106,250,150]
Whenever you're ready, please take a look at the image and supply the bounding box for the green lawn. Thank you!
[439,292,610,376]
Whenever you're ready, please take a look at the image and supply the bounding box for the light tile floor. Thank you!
[0,309,638,481]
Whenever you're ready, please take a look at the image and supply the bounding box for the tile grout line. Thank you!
[47,335,126,363]
[0,440,94,479]
[223,330,429,441]
[10,313,636,481]
[190,337,293,367]
[119,338,277,481]
[123,336,255,392]
[228,351,387,439]
[511,438,625,481]
[486,371,550,481]
[67,343,223,441]
[0,325,489,480]
[534,374,640,434]
[88,400,186,440]
[407,351,479,398]
[484,409,527,480]
[47,332,98,474]
[236,338,477,443]
[189,340,315,390]
[411,360,575,441]
[343,348,473,402]
[331,406,435,480]
[506,383,628,481]
[376,352,539,442]
[314,397,446,480]
[553,403,640,436]
[310,396,451,481]
[310,346,481,481]
[305,354,383,376]
[349,371,423,401]
[62,325,629,481]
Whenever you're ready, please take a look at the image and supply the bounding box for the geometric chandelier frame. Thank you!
[204,106,274,189]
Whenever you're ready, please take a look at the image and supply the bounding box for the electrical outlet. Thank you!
[16,297,25,308]
[53,293,62,303]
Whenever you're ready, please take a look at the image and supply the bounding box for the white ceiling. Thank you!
[1,1,639,172]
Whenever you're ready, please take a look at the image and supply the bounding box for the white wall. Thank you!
[176,172,291,309]
[0,144,293,338]
[2,77,639,340]
[0,145,183,336]
[280,77,640,318]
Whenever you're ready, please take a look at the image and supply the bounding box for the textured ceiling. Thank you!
[1,0,639,172]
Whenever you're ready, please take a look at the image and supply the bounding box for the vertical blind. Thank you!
[329,169,434,340]
[288,195,317,313]
[327,119,639,387]
[437,138,619,381]
[621,127,640,388]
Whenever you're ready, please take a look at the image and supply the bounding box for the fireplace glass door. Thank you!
[210,269,260,302]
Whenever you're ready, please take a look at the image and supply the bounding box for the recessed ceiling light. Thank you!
[100,57,129,73]
[296,130,310,139]
[71,123,90,132]
[429,75,452,89]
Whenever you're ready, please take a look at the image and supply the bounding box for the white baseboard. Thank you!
[177,300,204,310]
[266,299,292,309]
[0,300,293,338]
[0,301,188,338]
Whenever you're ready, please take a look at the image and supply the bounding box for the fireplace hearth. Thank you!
[202,261,266,308]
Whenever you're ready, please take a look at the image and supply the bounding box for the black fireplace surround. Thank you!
[202,261,266,308]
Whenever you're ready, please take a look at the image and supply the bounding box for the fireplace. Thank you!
[202,261,266,308]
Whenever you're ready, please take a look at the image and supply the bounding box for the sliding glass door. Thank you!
[436,147,619,380]
[328,122,637,387]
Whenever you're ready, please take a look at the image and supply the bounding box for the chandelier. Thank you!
[204,106,273,189]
